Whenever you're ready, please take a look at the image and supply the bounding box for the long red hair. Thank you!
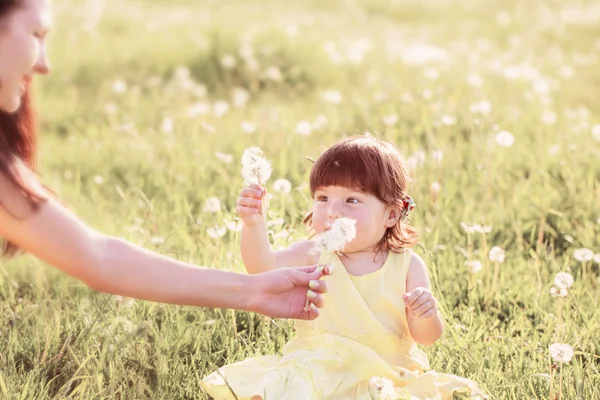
[0,85,46,257]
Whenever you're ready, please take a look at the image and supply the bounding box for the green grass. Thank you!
[1,0,600,398]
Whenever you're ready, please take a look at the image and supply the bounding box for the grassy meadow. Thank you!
[1,0,600,398]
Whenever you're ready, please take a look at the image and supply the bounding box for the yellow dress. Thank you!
[201,251,485,400]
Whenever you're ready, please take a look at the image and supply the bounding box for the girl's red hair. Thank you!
[304,135,419,253]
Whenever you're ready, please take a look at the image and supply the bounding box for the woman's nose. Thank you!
[34,45,51,75]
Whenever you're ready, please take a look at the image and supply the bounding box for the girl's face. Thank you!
[311,185,401,253]
[0,0,51,113]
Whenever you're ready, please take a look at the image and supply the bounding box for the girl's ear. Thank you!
[384,205,401,228]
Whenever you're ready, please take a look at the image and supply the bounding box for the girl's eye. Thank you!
[316,195,328,202]
[347,197,360,204]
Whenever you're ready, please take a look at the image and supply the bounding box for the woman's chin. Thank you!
[0,96,22,114]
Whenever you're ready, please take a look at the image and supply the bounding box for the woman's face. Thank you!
[0,0,51,113]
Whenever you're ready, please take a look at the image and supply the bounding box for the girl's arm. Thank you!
[238,184,317,273]
[404,252,444,346]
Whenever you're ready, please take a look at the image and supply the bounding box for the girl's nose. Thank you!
[327,203,343,219]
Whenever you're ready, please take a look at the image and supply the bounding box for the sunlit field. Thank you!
[1,0,599,398]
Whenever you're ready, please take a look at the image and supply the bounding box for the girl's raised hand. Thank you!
[236,183,267,227]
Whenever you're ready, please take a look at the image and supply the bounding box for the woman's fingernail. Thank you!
[327,264,334,273]
[315,266,325,274]
[309,302,318,311]
[307,290,317,299]
[309,280,319,289]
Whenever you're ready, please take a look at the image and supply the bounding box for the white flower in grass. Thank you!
[542,110,557,125]
[187,102,210,118]
[267,218,285,227]
[467,73,483,87]
[273,178,292,194]
[594,254,600,264]
[207,225,226,239]
[465,260,482,274]
[112,79,127,94]
[150,236,165,245]
[232,87,251,108]
[93,175,104,185]
[549,343,574,363]
[592,124,600,141]
[241,121,256,134]
[213,101,230,118]
[313,114,329,130]
[224,219,242,232]
[495,130,514,147]
[432,150,443,163]
[203,197,221,213]
[215,151,233,164]
[441,115,457,126]
[470,99,492,115]
[295,120,312,135]
[489,246,505,263]
[573,248,594,262]
[241,147,272,185]
[554,272,574,289]
[383,113,399,127]
[460,222,475,234]
[220,54,237,69]
[312,217,356,254]
[321,89,343,104]
[161,117,174,134]
[264,66,283,82]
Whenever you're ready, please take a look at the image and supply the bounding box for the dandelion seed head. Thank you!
[489,246,506,263]
[495,130,515,147]
[573,248,594,262]
[241,147,272,185]
[465,260,482,274]
[554,272,574,289]
[312,217,357,254]
[273,178,292,194]
[549,343,574,363]
[203,197,221,213]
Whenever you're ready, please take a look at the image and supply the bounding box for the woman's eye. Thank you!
[347,197,360,204]
[317,195,328,202]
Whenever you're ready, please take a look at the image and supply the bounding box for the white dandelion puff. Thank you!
[495,130,515,147]
[241,121,256,134]
[554,272,574,289]
[207,225,227,239]
[215,151,234,164]
[203,197,221,213]
[465,260,482,274]
[241,147,272,185]
[573,248,594,262]
[273,178,292,194]
[312,217,357,254]
[321,89,343,104]
[489,246,506,263]
[295,120,312,135]
[549,343,574,363]
[592,124,600,141]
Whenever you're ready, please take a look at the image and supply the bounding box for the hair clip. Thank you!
[400,194,415,220]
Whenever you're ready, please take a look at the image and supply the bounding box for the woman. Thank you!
[0,0,330,320]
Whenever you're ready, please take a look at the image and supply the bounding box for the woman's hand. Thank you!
[248,264,333,320]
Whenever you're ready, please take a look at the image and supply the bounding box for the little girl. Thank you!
[201,135,485,399]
